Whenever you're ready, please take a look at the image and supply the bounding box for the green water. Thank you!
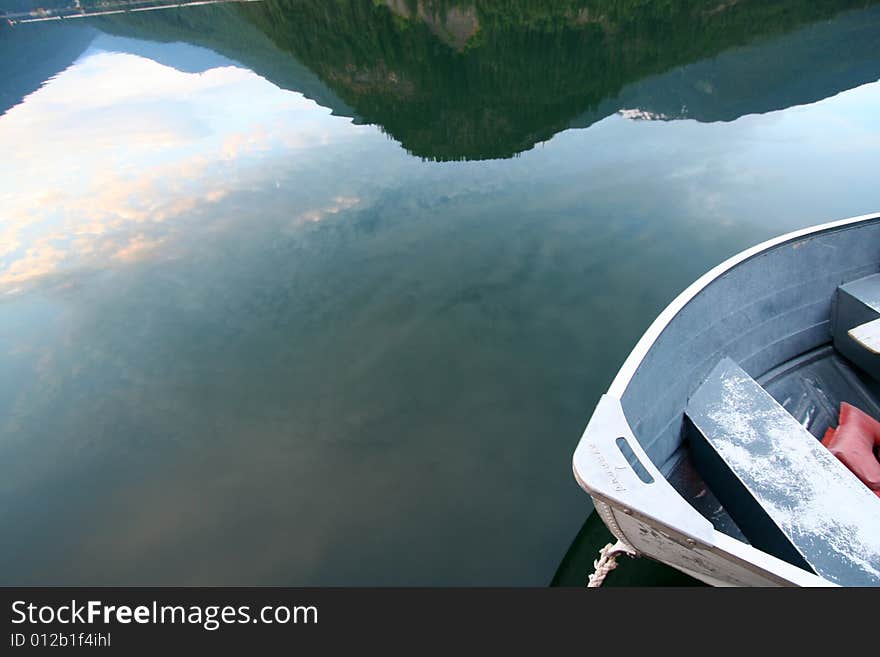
[1,0,879,585]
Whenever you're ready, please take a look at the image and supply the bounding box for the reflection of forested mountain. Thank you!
[236,0,880,159]
[86,4,357,117]
[4,0,880,159]
[0,22,98,116]
[572,2,880,127]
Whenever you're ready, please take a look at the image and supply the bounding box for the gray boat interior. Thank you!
[622,215,880,545]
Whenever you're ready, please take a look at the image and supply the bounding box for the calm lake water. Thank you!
[2,0,880,585]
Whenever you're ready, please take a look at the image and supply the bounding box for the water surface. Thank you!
[1,0,880,585]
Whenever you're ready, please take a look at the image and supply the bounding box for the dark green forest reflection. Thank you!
[242,0,880,159]
[43,0,880,160]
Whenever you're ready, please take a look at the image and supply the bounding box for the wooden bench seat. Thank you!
[685,357,880,586]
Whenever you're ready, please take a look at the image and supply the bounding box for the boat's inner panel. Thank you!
[668,343,880,542]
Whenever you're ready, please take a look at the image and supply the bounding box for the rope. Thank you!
[587,539,636,587]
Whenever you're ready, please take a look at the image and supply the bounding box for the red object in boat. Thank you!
[821,427,836,447]
[822,402,880,497]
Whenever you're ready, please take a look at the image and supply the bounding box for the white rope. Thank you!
[587,539,636,587]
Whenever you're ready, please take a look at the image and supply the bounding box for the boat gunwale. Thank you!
[608,211,880,401]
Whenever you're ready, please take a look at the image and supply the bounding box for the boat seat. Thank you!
[848,317,880,355]
[685,357,880,586]
[834,273,880,378]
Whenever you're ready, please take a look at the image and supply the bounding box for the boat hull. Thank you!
[573,212,880,586]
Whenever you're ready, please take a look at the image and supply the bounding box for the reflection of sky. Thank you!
[1,40,879,585]
[0,48,371,293]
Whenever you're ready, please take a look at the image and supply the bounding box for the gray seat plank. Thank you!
[848,317,880,355]
[839,272,880,313]
[686,357,880,586]
[834,273,880,378]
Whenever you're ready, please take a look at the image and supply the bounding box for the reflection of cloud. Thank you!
[296,196,361,224]
[0,244,66,287]
[112,235,167,262]
[0,50,368,293]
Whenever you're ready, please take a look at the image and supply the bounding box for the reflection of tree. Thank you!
[236,0,876,160]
